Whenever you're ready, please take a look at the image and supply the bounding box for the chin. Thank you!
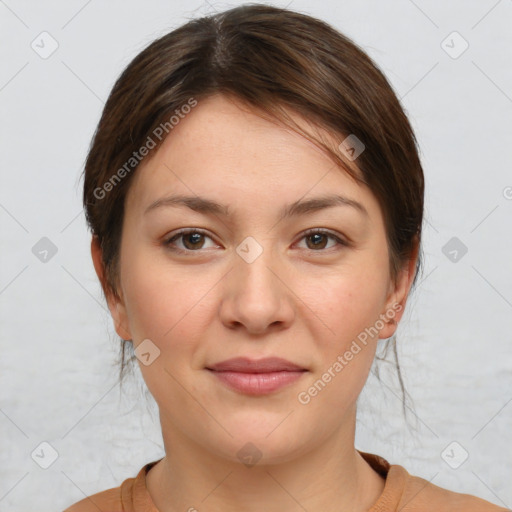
[201,420,311,466]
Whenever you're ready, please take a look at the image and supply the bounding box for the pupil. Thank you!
[187,233,202,248]
[309,233,326,249]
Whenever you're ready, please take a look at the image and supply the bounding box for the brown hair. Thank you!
[82,3,424,415]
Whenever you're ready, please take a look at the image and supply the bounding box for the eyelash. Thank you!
[163,228,349,255]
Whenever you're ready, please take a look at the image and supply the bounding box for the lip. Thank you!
[206,356,306,373]
[206,357,307,395]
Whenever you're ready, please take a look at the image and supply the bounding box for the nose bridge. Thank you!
[234,234,279,291]
[220,232,294,333]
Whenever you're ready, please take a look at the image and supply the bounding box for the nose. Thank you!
[218,237,295,335]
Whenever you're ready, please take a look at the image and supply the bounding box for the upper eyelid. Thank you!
[165,228,347,249]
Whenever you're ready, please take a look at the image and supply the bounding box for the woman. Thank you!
[64,4,509,511]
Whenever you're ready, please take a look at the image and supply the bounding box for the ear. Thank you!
[91,235,132,341]
[378,238,420,340]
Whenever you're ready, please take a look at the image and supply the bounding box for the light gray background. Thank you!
[1,0,511,510]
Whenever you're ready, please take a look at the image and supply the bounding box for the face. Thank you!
[92,93,414,465]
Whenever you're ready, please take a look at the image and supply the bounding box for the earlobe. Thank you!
[112,303,132,341]
[377,280,407,340]
[90,235,132,341]
[378,297,404,339]
[379,242,419,340]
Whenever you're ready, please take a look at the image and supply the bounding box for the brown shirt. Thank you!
[63,450,510,511]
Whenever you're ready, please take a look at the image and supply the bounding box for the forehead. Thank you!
[125,94,378,220]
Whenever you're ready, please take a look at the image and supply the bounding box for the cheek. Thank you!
[299,277,384,413]
[120,256,216,401]
[306,263,388,343]
[121,250,217,350]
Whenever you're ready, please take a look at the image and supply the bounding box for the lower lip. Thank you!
[207,370,306,395]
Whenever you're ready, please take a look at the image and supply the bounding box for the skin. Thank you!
[91,93,418,512]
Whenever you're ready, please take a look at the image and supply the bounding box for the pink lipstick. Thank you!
[206,357,307,395]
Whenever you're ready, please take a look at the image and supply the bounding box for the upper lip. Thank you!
[206,357,306,373]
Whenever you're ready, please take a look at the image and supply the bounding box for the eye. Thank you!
[163,229,217,253]
[296,229,348,251]
[163,228,349,255]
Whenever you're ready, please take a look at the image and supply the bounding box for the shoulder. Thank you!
[399,472,510,511]
[62,484,124,512]
[62,458,161,512]
[359,451,509,512]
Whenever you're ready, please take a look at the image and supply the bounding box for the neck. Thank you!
[147,405,385,512]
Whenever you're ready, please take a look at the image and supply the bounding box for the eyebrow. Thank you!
[144,193,368,220]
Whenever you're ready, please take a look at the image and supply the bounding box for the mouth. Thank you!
[206,356,307,373]
[205,357,308,395]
